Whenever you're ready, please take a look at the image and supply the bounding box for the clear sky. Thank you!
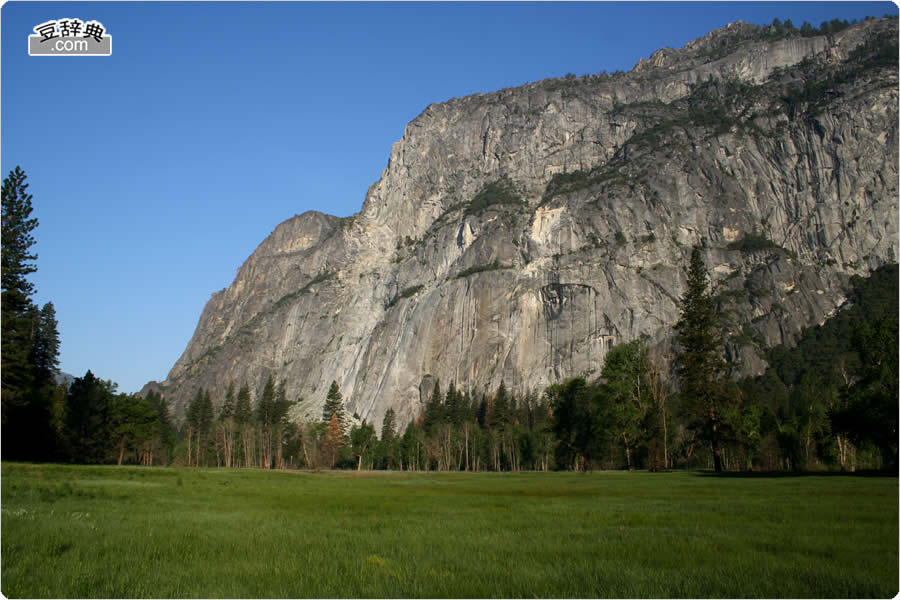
[2,1,896,393]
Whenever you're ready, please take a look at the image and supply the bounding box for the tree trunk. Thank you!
[662,403,669,470]
[623,434,632,470]
[710,398,722,473]
[711,433,722,473]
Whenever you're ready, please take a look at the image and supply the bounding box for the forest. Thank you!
[3,167,897,473]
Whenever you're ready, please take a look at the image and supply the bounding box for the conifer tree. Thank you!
[324,412,344,468]
[234,384,252,424]
[322,381,346,435]
[381,407,396,443]
[30,302,61,387]
[2,167,40,422]
[675,246,729,472]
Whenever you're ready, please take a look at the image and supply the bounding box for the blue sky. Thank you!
[2,1,895,393]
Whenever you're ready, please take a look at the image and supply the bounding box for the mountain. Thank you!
[144,18,899,428]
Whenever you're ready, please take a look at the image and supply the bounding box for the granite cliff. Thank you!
[145,18,899,428]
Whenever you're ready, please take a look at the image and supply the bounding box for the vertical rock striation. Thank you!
[146,19,899,428]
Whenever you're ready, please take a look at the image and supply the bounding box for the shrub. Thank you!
[727,232,780,253]
[466,180,524,216]
[455,260,508,279]
[386,285,424,309]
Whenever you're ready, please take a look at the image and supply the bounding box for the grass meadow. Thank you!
[1,463,896,598]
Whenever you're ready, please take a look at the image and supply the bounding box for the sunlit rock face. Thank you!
[147,18,898,427]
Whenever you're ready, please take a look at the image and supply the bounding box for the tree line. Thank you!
[3,167,896,471]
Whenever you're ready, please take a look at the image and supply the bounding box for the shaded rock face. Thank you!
[149,19,899,427]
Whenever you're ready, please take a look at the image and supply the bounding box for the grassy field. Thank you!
[1,463,896,598]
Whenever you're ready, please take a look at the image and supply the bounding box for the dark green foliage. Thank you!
[675,247,731,472]
[349,420,377,469]
[542,167,628,204]
[599,339,653,470]
[185,388,214,466]
[386,284,424,308]
[29,302,60,387]
[1,167,38,302]
[780,26,898,116]
[64,371,115,464]
[322,381,347,435]
[464,179,524,216]
[726,232,781,253]
[455,260,508,279]
[2,167,40,423]
[744,264,898,470]
[547,377,601,470]
[220,381,235,420]
[270,271,336,313]
[234,384,252,424]
[109,394,161,465]
[256,376,277,427]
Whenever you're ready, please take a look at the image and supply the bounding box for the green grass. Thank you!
[2,463,896,598]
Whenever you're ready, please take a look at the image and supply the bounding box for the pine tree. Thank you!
[2,167,40,420]
[381,407,396,443]
[30,302,61,387]
[675,246,729,472]
[234,384,252,424]
[221,381,235,420]
[219,381,236,468]
[234,383,254,467]
[324,412,344,468]
[493,382,511,427]
[322,381,346,435]
[258,376,276,427]
[65,371,114,463]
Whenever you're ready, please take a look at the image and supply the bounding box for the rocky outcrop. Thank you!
[146,18,899,429]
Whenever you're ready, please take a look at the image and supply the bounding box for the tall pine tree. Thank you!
[2,167,40,421]
[675,246,729,472]
[322,381,346,435]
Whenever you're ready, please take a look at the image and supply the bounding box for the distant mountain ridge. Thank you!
[144,17,899,427]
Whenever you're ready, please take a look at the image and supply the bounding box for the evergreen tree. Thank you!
[30,302,60,387]
[422,380,443,435]
[493,382,511,427]
[234,383,254,467]
[380,407,396,443]
[146,390,175,465]
[675,246,730,472]
[219,381,236,468]
[234,383,252,424]
[324,413,344,468]
[65,371,115,463]
[221,381,235,420]
[322,381,346,435]
[1,167,39,422]
[380,407,397,469]
[258,376,276,427]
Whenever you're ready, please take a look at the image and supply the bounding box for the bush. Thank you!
[727,232,780,253]
[455,260,508,279]
[466,180,524,216]
[386,285,424,309]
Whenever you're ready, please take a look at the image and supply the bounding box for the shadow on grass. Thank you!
[696,469,897,478]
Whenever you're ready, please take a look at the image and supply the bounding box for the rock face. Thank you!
[148,19,899,428]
